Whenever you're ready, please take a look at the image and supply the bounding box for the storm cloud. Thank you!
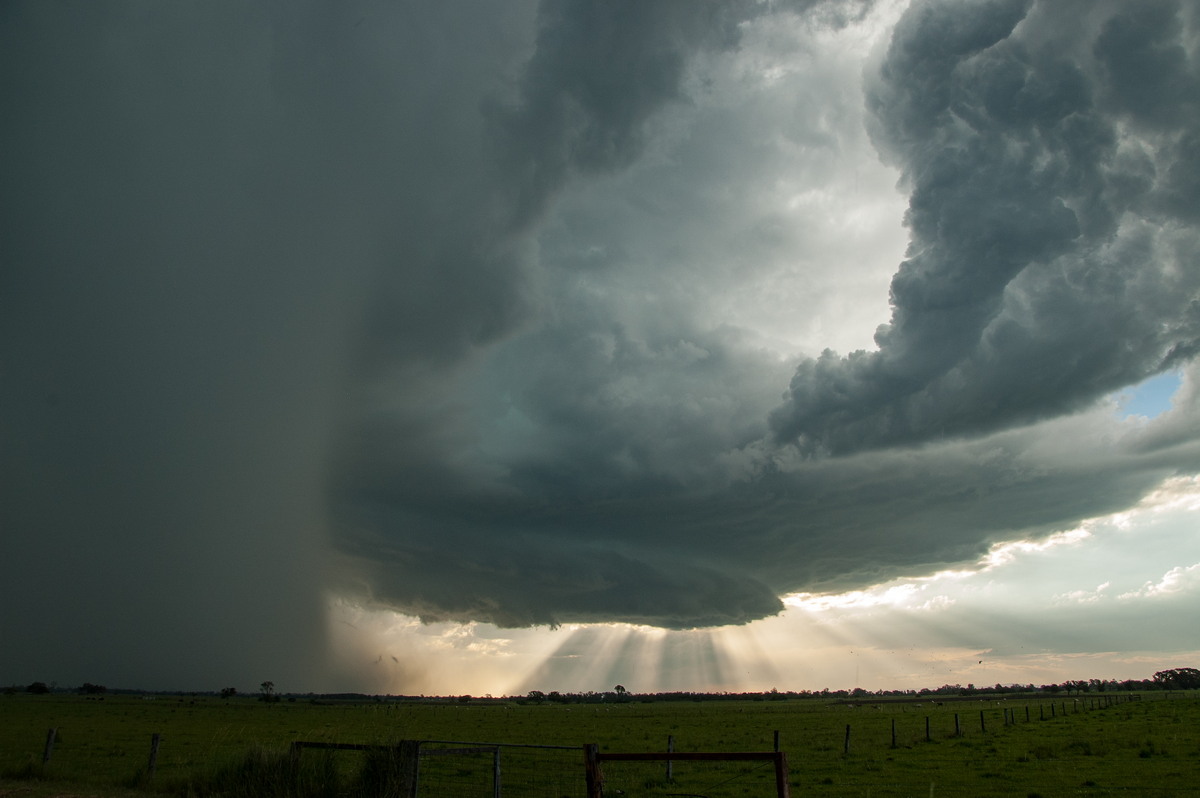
[331,0,1200,630]
[771,0,1200,453]
[3,0,1199,690]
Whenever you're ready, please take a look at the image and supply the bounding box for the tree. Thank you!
[613,685,627,695]
[26,681,49,695]
[220,687,238,699]
[1152,667,1200,690]
[259,681,278,702]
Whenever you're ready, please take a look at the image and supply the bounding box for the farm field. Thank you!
[2,691,1198,797]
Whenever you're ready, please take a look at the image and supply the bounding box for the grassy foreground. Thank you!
[2,691,1198,796]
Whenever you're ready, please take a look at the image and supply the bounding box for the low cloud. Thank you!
[1054,582,1111,606]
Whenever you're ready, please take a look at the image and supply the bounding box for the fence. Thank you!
[584,745,790,798]
[290,739,585,797]
[19,691,1191,797]
[832,692,1139,753]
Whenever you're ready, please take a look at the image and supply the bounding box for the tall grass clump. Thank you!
[346,745,417,798]
[181,746,339,798]
[1,757,49,782]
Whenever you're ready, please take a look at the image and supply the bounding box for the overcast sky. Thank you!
[3,0,1199,695]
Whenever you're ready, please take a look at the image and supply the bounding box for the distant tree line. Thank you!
[515,670,1200,704]
[4,668,1198,701]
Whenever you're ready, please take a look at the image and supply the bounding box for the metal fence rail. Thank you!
[416,740,583,798]
[290,739,585,798]
[584,746,791,798]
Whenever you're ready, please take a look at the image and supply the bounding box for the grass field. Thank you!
[2,691,1198,796]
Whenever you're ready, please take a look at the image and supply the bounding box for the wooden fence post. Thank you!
[843,724,851,755]
[147,733,162,777]
[584,744,603,798]
[774,751,791,798]
[773,730,780,753]
[979,711,986,734]
[397,740,420,798]
[42,728,57,764]
[492,747,501,798]
[954,714,961,737]
[666,735,674,783]
[1025,706,1030,723]
[891,718,897,749]
[925,716,930,743]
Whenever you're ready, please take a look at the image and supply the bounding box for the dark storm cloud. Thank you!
[7,0,1200,681]
[330,0,885,631]
[493,0,750,228]
[333,0,1200,632]
[770,0,1200,455]
[329,0,792,629]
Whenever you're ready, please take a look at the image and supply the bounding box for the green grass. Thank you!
[2,692,1198,796]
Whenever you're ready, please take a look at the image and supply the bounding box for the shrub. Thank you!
[183,746,337,798]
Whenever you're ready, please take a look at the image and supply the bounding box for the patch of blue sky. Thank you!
[1114,371,1182,419]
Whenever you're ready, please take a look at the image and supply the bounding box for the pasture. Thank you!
[2,691,1198,796]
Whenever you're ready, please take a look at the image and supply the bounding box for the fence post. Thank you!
[773,730,780,753]
[666,735,674,783]
[774,751,791,798]
[492,746,501,798]
[43,728,57,764]
[1025,706,1030,723]
[954,714,961,737]
[925,716,930,743]
[147,733,162,777]
[397,740,420,798]
[979,710,986,734]
[891,718,897,749]
[584,744,603,798]
[843,724,851,755]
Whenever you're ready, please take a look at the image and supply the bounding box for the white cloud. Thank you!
[1054,582,1111,605]
[1118,564,1200,601]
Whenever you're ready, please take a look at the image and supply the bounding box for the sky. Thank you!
[3,0,1199,696]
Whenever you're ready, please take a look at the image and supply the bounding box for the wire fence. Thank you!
[585,748,790,798]
[414,740,584,798]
